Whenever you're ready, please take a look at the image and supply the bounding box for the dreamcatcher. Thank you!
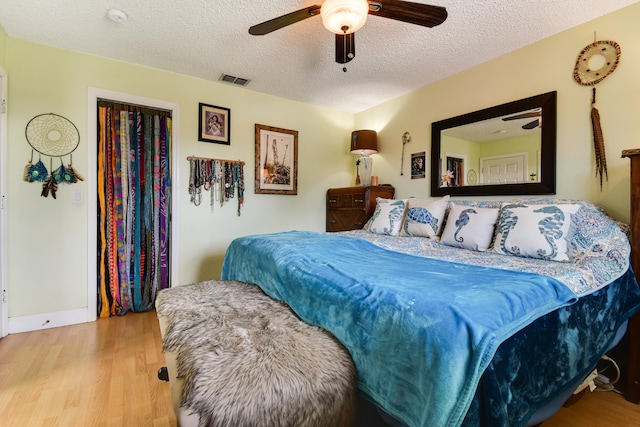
[573,38,621,191]
[24,113,83,199]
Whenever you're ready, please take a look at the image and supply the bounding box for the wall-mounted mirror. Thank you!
[430,91,557,197]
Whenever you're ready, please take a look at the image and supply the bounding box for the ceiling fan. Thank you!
[249,0,447,67]
[502,110,542,130]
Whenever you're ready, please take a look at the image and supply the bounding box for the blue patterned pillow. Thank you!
[441,204,500,251]
[368,198,407,236]
[493,203,581,261]
[400,196,449,239]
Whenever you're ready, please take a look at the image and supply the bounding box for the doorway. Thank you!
[87,88,179,321]
[444,152,467,187]
[0,67,6,337]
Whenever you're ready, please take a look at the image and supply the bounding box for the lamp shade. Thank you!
[351,130,378,155]
[321,0,369,34]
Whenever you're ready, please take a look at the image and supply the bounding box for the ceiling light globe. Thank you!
[321,0,369,34]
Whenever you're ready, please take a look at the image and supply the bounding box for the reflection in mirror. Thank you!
[442,107,541,186]
[430,91,557,197]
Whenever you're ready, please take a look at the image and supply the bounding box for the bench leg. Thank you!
[158,366,169,382]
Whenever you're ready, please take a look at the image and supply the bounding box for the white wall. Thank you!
[355,3,640,223]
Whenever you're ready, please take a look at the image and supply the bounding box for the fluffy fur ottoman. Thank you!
[156,280,357,427]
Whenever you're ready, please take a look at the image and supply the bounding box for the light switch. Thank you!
[72,190,84,204]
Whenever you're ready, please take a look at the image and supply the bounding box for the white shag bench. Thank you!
[156,280,357,427]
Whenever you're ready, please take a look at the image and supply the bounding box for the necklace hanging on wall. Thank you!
[23,113,83,199]
[187,156,245,215]
[573,37,621,191]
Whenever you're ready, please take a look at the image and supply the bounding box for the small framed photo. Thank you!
[255,124,298,195]
[198,103,230,144]
[411,152,426,179]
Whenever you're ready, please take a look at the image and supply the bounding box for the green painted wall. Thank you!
[355,3,640,223]
[3,38,354,319]
[2,2,640,325]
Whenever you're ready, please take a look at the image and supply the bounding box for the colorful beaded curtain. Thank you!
[97,100,172,317]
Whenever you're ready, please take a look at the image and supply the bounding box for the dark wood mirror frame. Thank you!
[430,91,557,197]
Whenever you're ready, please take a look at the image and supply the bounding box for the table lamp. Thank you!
[351,130,377,186]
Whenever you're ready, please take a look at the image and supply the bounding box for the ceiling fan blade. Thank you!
[522,119,540,130]
[368,0,447,28]
[502,111,541,121]
[336,33,356,64]
[249,5,322,35]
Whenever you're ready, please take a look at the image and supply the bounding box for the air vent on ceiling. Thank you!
[219,74,250,87]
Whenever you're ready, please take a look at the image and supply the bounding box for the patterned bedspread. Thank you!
[341,199,630,297]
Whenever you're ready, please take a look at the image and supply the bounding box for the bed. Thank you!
[220,197,640,427]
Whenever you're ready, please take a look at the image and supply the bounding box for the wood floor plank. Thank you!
[0,310,639,426]
[0,311,175,427]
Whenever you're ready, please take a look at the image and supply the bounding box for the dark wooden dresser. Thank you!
[326,185,395,232]
[621,149,640,403]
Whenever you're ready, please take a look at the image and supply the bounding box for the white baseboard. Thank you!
[8,308,94,334]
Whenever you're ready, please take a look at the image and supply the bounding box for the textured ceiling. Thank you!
[0,0,636,113]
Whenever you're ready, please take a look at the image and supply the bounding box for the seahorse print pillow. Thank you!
[400,196,449,239]
[367,198,407,236]
[441,204,500,251]
[493,203,581,261]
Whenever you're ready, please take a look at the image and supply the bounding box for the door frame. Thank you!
[0,67,7,337]
[444,151,467,187]
[86,88,180,321]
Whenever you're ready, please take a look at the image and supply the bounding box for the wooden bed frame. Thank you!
[621,148,640,404]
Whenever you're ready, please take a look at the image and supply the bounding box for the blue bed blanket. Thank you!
[221,231,579,427]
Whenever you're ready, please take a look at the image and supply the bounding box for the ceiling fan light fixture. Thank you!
[321,0,369,34]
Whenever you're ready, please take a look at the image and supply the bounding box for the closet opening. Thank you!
[95,97,175,317]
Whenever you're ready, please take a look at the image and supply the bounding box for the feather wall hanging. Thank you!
[24,113,83,199]
[573,38,621,191]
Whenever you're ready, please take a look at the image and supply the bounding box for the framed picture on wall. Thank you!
[411,152,426,179]
[254,124,298,195]
[198,103,230,144]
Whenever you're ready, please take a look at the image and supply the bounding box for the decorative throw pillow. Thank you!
[400,196,450,239]
[440,204,500,251]
[367,198,407,236]
[493,203,581,261]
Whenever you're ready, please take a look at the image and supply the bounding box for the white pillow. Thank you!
[400,196,449,239]
[441,204,500,251]
[493,203,581,261]
[367,198,407,236]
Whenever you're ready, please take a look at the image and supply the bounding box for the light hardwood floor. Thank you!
[1,310,639,426]
[0,310,175,426]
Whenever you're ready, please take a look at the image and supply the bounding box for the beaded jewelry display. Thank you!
[188,156,245,215]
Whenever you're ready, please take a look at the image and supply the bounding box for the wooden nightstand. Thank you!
[326,185,395,232]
